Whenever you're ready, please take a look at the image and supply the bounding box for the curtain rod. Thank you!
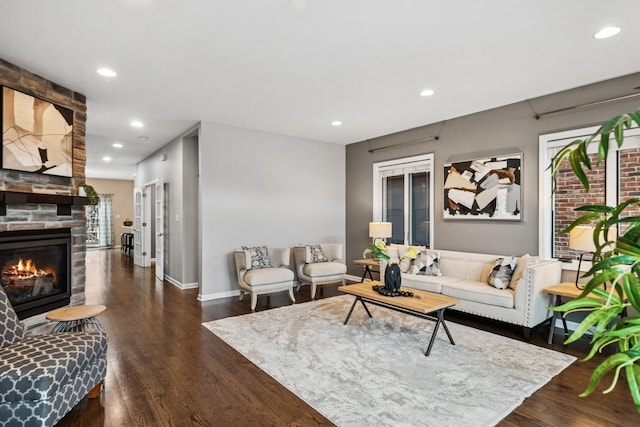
[368,135,439,153]
[535,92,640,120]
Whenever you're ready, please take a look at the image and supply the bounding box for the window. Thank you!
[373,154,434,247]
[539,125,640,260]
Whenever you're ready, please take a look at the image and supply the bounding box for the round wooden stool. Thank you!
[46,304,107,333]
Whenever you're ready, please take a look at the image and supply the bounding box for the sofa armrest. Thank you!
[514,260,561,328]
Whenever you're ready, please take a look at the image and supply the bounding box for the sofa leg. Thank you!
[87,381,103,399]
[523,327,532,342]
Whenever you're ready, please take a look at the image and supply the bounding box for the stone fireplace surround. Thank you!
[0,58,88,331]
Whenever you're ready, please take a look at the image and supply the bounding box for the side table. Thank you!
[353,258,380,282]
[543,281,608,345]
[46,304,107,333]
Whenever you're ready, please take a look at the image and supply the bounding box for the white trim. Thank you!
[372,153,434,247]
[198,289,241,301]
[165,275,199,290]
[345,274,362,282]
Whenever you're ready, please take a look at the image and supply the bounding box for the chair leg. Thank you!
[238,290,245,301]
[251,293,258,311]
[87,381,103,399]
[311,283,317,299]
[288,287,295,304]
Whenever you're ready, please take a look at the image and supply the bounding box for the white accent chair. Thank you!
[293,243,347,299]
[234,247,295,311]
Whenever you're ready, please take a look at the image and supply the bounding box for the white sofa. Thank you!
[381,245,562,339]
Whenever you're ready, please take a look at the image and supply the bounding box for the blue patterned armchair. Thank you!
[0,286,107,426]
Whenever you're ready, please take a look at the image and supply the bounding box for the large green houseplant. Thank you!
[550,109,640,412]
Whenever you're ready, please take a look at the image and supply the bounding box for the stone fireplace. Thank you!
[0,58,88,329]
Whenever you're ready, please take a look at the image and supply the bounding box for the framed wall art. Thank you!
[443,153,522,220]
[1,86,73,177]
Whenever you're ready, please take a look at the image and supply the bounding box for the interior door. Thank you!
[133,187,151,267]
[133,187,143,266]
[155,181,165,281]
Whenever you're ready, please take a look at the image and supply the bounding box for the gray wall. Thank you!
[198,122,345,300]
[135,128,199,287]
[345,72,640,276]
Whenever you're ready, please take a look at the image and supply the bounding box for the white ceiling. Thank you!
[1,1,639,179]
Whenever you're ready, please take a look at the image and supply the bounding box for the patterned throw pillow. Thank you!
[308,244,328,263]
[487,257,516,289]
[242,246,272,269]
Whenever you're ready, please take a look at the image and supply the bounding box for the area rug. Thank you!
[202,295,575,427]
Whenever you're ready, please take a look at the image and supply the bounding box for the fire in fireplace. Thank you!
[0,228,71,319]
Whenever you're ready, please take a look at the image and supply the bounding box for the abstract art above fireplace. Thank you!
[1,86,74,177]
[0,228,71,319]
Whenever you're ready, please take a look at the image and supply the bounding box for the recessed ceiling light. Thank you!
[420,89,435,97]
[112,142,123,148]
[130,120,144,128]
[97,68,117,77]
[594,26,621,39]
[331,121,342,126]
[102,156,112,162]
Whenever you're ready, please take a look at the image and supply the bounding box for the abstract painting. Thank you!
[443,153,522,220]
[1,86,73,177]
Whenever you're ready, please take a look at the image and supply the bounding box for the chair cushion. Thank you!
[303,262,347,277]
[244,268,294,286]
[0,286,24,349]
[0,331,108,403]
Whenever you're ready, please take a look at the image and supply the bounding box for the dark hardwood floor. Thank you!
[58,249,639,426]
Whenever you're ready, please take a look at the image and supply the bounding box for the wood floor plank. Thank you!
[54,249,639,426]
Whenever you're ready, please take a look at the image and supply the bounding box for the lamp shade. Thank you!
[369,222,392,238]
[569,226,617,252]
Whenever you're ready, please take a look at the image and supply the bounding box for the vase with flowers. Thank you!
[363,241,402,293]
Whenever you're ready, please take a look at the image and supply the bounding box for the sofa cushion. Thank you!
[242,246,272,269]
[400,274,461,293]
[0,331,107,403]
[244,268,294,286]
[441,280,515,308]
[487,257,516,289]
[303,262,346,278]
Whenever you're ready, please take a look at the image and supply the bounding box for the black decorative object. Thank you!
[384,263,402,292]
[372,284,413,297]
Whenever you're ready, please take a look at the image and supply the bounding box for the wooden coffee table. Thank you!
[338,281,459,356]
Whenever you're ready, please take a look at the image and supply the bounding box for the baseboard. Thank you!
[198,289,240,302]
[165,275,199,290]
[345,274,365,283]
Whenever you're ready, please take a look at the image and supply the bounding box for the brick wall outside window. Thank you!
[553,154,605,259]
[619,146,640,230]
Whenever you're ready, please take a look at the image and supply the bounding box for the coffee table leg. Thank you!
[425,309,454,357]
[343,297,373,325]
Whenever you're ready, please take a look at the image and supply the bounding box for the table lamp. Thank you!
[369,222,392,245]
[569,225,616,289]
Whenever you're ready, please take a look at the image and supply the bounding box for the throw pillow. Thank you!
[487,257,516,290]
[307,244,328,263]
[399,257,413,273]
[509,254,531,290]
[242,245,272,269]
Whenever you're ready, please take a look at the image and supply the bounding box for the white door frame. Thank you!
[155,181,165,281]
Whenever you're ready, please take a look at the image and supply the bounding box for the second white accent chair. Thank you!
[234,246,295,311]
[293,243,347,299]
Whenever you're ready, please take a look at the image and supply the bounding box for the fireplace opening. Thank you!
[0,228,71,319]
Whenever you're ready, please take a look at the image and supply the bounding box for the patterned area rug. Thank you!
[202,295,575,427]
